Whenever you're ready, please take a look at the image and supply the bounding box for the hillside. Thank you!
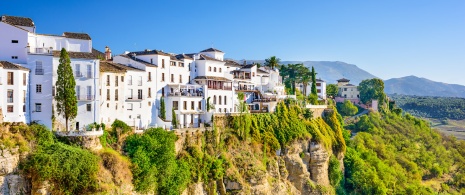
[389,94,465,120]
[385,76,465,98]
[242,60,377,84]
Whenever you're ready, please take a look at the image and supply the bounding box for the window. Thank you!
[150,58,153,64]
[33,103,41,112]
[219,68,222,73]
[128,75,132,85]
[7,90,13,103]
[183,101,187,110]
[36,84,42,93]
[129,89,133,99]
[23,105,26,112]
[116,103,118,110]
[316,83,321,87]
[86,64,92,78]
[7,72,13,85]
[106,75,110,86]
[76,122,80,131]
[224,96,227,105]
[128,103,133,110]
[148,72,152,81]
[138,76,142,86]
[171,61,176,66]
[317,89,321,93]
[121,76,124,82]
[162,59,165,68]
[344,88,347,91]
[198,101,202,110]
[173,101,179,110]
[11,40,18,43]
[115,89,119,101]
[76,86,80,100]
[162,88,165,97]
[107,103,109,108]
[171,74,174,82]
[75,64,81,77]
[191,101,194,110]
[87,86,92,100]
[148,88,151,98]
[214,67,217,72]
[138,89,143,99]
[23,73,27,85]
[219,95,222,105]
[52,86,55,96]
[11,56,18,59]
[87,104,91,111]
[161,73,165,82]
[213,95,216,104]
[7,105,13,113]
[188,63,191,71]
[107,89,110,100]
[180,63,184,67]
[35,61,43,75]
[188,76,191,84]
[179,75,182,83]
[209,67,211,71]
[23,90,26,103]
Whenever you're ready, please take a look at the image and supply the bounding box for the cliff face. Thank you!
[0,147,30,194]
[181,138,342,195]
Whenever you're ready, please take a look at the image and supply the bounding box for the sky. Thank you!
[2,0,464,85]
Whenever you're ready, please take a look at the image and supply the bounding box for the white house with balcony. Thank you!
[0,61,29,123]
[298,78,327,100]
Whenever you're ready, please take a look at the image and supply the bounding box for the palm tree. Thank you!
[264,56,281,71]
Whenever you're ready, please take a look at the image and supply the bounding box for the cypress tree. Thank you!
[55,48,77,131]
[311,66,317,96]
[172,108,177,129]
[160,97,166,120]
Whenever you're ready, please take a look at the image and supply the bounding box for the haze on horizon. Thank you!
[1,0,464,85]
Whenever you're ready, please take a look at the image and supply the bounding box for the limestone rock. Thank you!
[309,142,330,186]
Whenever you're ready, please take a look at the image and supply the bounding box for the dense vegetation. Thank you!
[341,109,465,194]
[390,94,465,120]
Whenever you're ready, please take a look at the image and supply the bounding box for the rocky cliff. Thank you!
[0,147,29,194]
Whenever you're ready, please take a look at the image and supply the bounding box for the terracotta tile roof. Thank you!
[197,54,223,62]
[200,48,224,53]
[53,51,98,59]
[194,76,230,81]
[63,32,91,40]
[119,54,157,67]
[175,54,193,60]
[92,48,105,59]
[337,78,350,82]
[344,84,356,86]
[316,78,325,82]
[224,60,242,67]
[129,50,171,56]
[257,69,268,74]
[100,61,143,73]
[1,15,34,27]
[241,64,256,69]
[0,61,29,71]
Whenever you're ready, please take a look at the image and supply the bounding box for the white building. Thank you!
[335,78,360,104]
[0,15,100,130]
[298,78,327,100]
[0,61,29,123]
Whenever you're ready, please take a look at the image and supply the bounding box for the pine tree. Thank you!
[171,108,177,129]
[160,97,166,120]
[55,48,77,131]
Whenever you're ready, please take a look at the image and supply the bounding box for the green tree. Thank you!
[339,100,358,116]
[358,78,387,105]
[55,48,77,131]
[172,108,177,129]
[264,56,280,70]
[326,84,339,98]
[160,97,166,120]
[280,63,306,95]
[310,66,318,96]
[237,92,248,113]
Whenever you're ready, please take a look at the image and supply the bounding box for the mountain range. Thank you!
[243,60,465,98]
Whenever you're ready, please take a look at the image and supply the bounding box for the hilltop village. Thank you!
[0,15,361,132]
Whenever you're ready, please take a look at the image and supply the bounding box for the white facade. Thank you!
[0,61,29,123]
[298,79,327,100]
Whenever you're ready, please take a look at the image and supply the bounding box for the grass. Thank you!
[427,118,465,140]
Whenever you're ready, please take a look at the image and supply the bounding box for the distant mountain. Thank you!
[241,60,377,84]
[385,76,465,98]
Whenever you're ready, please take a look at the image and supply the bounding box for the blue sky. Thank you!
[2,0,464,85]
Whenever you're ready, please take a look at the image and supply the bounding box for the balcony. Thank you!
[235,86,256,91]
[207,86,232,90]
[35,69,44,75]
[75,72,83,78]
[233,75,251,80]
[168,91,203,97]
[28,47,53,54]
[253,98,277,102]
[7,98,13,103]
[77,95,94,101]
[126,96,144,101]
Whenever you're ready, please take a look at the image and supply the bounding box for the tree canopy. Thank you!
[55,48,77,131]
[358,78,387,105]
[264,56,280,70]
[326,84,339,98]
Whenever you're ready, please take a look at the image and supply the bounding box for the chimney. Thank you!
[105,46,112,60]
[243,60,246,65]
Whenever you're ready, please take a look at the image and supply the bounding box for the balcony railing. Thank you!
[207,86,232,90]
[235,86,256,91]
[168,92,203,97]
[75,72,83,78]
[233,75,251,79]
[253,98,277,102]
[77,95,94,101]
[126,96,144,101]
[28,47,53,54]
[35,69,44,75]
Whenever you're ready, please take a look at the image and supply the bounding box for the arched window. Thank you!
[224,96,227,105]
[218,108,221,113]
[224,108,227,113]
[219,68,222,73]
[219,95,222,105]
[214,67,217,72]
[209,66,211,71]
[213,95,216,104]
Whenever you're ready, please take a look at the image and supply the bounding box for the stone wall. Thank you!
[0,147,30,194]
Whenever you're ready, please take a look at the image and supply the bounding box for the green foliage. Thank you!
[55,48,77,131]
[326,84,339,97]
[308,93,319,105]
[390,94,465,120]
[338,100,358,116]
[124,128,190,194]
[358,78,387,106]
[279,63,307,95]
[23,125,100,195]
[160,97,166,120]
[207,97,211,112]
[343,112,465,194]
[264,56,280,70]
[328,155,342,187]
[172,108,178,128]
[310,66,317,96]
